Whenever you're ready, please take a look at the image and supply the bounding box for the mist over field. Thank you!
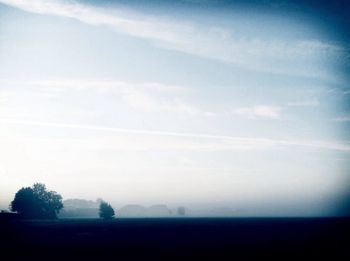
[0,0,349,217]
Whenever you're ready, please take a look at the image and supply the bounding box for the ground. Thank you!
[1,217,349,260]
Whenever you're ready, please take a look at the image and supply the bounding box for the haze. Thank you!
[0,0,349,216]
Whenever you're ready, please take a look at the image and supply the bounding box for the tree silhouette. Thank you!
[177,206,186,216]
[99,201,115,219]
[10,183,63,219]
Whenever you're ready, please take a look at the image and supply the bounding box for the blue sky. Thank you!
[0,0,349,216]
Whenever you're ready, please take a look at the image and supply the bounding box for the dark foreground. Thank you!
[1,218,349,260]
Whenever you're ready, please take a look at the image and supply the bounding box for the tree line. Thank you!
[10,183,115,219]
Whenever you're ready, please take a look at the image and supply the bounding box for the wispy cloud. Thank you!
[1,118,349,152]
[0,0,345,78]
[287,98,319,107]
[0,90,16,102]
[232,106,282,120]
[12,79,187,94]
[0,78,213,116]
[122,91,200,115]
[334,115,350,122]
[0,0,190,43]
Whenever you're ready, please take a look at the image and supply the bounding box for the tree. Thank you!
[177,206,186,216]
[10,183,63,219]
[99,201,115,219]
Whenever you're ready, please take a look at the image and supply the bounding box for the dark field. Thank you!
[1,218,349,260]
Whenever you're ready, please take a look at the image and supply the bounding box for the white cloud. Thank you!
[0,0,345,78]
[232,106,281,119]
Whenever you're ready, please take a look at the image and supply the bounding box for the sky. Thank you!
[0,0,349,216]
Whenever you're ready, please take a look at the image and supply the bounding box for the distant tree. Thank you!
[10,183,63,219]
[177,206,186,216]
[99,201,115,219]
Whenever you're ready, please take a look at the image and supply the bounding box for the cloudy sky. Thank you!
[0,0,349,216]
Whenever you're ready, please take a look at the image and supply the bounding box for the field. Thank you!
[1,218,349,260]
